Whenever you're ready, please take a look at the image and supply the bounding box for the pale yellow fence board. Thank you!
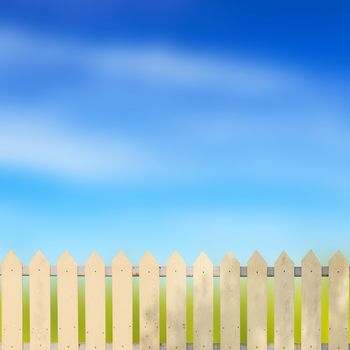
[274,252,294,350]
[85,252,106,350]
[112,252,133,350]
[247,251,267,350]
[193,252,213,350]
[220,252,240,350]
[166,252,186,350]
[301,251,321,350]
[57,252,78,350]
[328,251,348,350]
[29,251,51,350]
[2,249,350,350]
[140,252,160,350]
[1,251,23,350]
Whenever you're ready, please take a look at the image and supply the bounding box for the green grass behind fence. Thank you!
[0,277,345,344]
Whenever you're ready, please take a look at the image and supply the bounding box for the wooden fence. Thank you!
[0,250,349,350]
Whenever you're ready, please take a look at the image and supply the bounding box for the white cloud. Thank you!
[91,46,300,94]
[0,26,349,190]
[0,112,159,181]
[0,25,301,95]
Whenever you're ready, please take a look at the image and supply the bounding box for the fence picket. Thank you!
[140,252,160,350]
[29,251,51,350]
[328,251,348,350]
[274,252,294,350]
[85,252,106,350]
[247,251,267,350]
[112,252,133,350]
[166,251,186,350]
[301,251,321,350]
[1,250,350,350]
[220,252,240,350]
[1,251,23,350]
[193,252,213,350]
[57,251,78,350]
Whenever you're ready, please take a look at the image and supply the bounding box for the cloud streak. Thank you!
[0,26,349,191]
[0,112,159,181]
[0,26,302,96]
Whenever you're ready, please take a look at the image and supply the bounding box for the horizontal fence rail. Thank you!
[0,344,349,350]
[0,265,342,277]
[0,249,349,350]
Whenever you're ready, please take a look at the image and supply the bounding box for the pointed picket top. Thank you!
[302,250,320,266]
[329,250,348,267]
[2,250,22,268]
[29,250,50,269]
[275,251,294,268]
[167,251,186,267]
[220,251,240,279]
[194,251,212,266]
[112,251,132,277]
[166,250,186,272]
[220,251,240,267]
[140,251,158,267]
[193,251,213,279]
[57,251,77,269]
[112,251,132,267]
[86,251,105,269]
[302,250,321,279]
[248,250,267,269]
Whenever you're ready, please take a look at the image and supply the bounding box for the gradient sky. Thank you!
[0,1,350,265]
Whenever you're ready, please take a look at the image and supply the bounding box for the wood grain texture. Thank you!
[1,251,23,350]
[193,252,213,350]
[29,251,51,350]
[85,252,106,350]
[57,251,78,350]
[166,252,186,350]
[301,251,321,350]
[274,252,294,350]
[247,251,267,350]
[112,252,133,350]
[220,252,240,350]
[328,251,348,350]
[140,252,160,350]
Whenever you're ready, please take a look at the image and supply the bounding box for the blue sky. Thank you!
[0,1,350,265]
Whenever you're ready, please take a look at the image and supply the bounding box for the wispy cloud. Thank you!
[0,111,160,181]
[0,26,302,96]
[0,26,349,190]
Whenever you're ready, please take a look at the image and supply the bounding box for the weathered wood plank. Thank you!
[140,252,160,350]
[193,252,213,350]
[57,251,78,350]
[301,251,321,350]
[166,252,186,350]
[85,252,106,350]
[112,252,133,350]
[274,252,294,350]
[1,251,23,350]
[29,251,51,350]
[247,251,267,350]
[220,252,240,350]
[328,251,348,350]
